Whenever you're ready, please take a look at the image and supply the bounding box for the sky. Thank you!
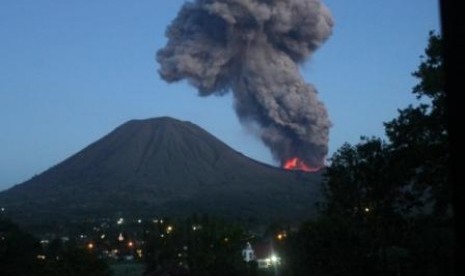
[0,0,440,191]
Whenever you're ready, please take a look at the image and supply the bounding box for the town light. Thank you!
[270,255,278,263]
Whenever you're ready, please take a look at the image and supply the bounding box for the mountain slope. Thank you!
[0,117,323,224]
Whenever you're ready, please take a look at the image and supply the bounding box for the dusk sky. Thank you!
[0,0,440,191]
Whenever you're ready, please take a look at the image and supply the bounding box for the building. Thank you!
[242,241,281,269]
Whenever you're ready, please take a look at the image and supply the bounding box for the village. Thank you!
[30,215,290,275]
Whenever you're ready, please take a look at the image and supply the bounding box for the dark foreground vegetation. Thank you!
[286,31,454,276]
[1,32,454,275]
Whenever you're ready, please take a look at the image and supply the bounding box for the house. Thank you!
[242,242,255,262]
[242,241,281,269]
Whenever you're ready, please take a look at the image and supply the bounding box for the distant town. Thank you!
[1,209,292,275]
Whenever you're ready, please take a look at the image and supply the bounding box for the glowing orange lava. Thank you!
[283,157,320,172]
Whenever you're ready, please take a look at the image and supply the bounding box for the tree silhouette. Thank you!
[285,32,454,276]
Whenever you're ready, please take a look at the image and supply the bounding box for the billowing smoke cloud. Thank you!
[157,0,333,168]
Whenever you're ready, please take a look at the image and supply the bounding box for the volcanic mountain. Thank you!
[0,117,323,225]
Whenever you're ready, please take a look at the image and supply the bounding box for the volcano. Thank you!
[0,117,323,225]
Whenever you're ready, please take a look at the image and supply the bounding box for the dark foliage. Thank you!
[0,218,111,276]
[284,32,454,275]
[143,215,251,276]
[43,248,111,276]
[384,32,449,215]
[0,218,45,276]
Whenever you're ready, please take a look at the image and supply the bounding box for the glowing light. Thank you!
[118,233,124,242]
[87,243,94,249]
[40,240,49,245]
[37,255,46,260]
[263,254,280,267]
[270,255,278,263]
[166,225,174,234]
[277,231,287,240]
[283,157,320,172]
[364,207,371,213]
[117,218,124,225]
[128,241,134,247]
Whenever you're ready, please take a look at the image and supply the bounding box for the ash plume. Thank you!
[157,0,333,168]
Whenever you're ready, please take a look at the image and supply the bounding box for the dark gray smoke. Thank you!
[157,0,333,168]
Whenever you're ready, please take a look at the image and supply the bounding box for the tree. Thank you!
[0,218,45,276]
[143,216,248,276]
[43,248,111,276]
[287,32,454,276]
[0,218,111,276]
[316,138,415,275]
[384,31,449,215]
[322,31,449,225]
[324,137,407,218]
